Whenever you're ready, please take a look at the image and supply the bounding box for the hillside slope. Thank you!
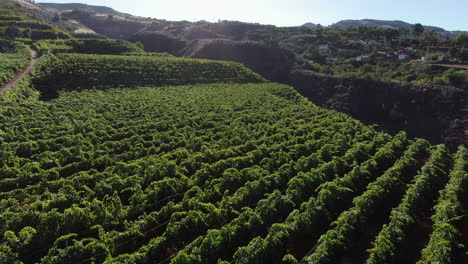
[331,19,450,33]
[38,2,127,16]
[4,0,97,36]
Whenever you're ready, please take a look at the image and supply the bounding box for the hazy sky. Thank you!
[38,0,468,30]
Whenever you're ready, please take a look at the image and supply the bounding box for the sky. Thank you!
[38,0,468,31]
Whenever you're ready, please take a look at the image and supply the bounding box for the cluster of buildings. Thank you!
[315,40,451,64]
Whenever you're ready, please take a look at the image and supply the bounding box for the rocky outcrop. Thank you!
[182,39,296,83]
[63,13,149,40]
[129,31,187,55]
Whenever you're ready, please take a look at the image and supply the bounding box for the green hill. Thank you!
[331,19,447,33]
[38,2,126,16]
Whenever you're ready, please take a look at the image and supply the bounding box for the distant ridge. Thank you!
[39,2,126,16]
[302,22,317,29]
[331,19,446,32]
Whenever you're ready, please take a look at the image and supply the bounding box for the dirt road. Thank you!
[430,63,468,71]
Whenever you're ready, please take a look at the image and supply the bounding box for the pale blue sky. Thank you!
[39,0,468,30]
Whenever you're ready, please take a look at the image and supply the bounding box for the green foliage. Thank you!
[422,29,439,45]
[303,139,430,264]
[0,13,465,263]
[30,29,71,41]
[411,23,425,36]
[303,46,326,63]
[418,146,468,264]
[0,69,466,264]
[0,20,71,41]
[454,34,468,46]
[0,83,387,263]
[0,0,27,17]
[434,68,468,87]
[33,39,144,55]
[366,145,452,263]
[0,42,30,87]
[0,20,54,31]
[31,53,267,96]
[459,47,468,61]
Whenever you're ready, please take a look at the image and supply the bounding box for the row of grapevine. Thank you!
[33,39,144,55]
[0,1,71,41]
[230,134,413,263]
[104,133,352,263]
[0,20,55,30]
[0,84,385,263]
[303,139,430,263]
[366,145,452,263]
[163,135,386,264]
[419,146,468,264]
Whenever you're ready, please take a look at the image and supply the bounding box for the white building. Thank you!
[318,45,330,53]
[347,40,366,45]
[398,54,410,61]
[437,55,447,61]
[356,56,370,62]
[326,56,342,62]
[367,40,383,45]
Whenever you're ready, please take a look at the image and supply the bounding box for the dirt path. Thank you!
[0,46,39,94]
[430,63,468,71]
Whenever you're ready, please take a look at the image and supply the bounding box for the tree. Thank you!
[459,47,468,61]
[398,28,410,36]
[442,68,468,86]
[454,33,468,46]
[303,45,326,64]
[422,30,439,45]
[383,28,400,45]
[411,23,425,36]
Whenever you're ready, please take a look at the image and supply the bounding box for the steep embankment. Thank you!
[182,39,296,83]
[291,70,468,149]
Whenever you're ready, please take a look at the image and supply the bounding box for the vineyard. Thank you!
[0,42,30,87]
[33,39,144,55]
[0,4,467,260]
[30,53,267,98]
[0,77,466,263]
[0,17,70,41]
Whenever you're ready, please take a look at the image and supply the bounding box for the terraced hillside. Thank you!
[0,9,70,40]
[0,21,466,263]
[32,39,144,55]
